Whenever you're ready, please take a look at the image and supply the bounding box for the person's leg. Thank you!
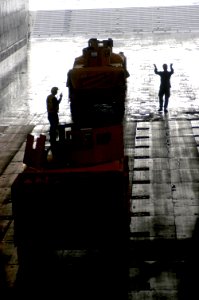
[48,113,58,144]
[158,90,164,111]
[164,96,169,112]
[164,90,170,112]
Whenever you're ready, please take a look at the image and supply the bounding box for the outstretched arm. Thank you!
[170,63,174,74]
[58,93,63,103]
[153,64,158,74]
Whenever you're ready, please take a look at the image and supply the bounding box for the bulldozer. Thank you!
[66,38,129,124]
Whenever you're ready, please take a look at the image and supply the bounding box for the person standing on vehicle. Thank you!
[46,86,62,144]
[154,63,174,113]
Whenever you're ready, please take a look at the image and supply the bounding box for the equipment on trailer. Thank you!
[11,38,130,295]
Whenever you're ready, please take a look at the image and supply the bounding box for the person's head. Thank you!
[51,87,58,95]
[163,64,168,71]
[107,38,113,48]
[88,38,98,49]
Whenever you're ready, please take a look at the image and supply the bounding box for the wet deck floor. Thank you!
[0,33,199,298]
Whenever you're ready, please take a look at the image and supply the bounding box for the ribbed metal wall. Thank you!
[0,0,29,117]
[0,0,29,62]
[31,5,199,38]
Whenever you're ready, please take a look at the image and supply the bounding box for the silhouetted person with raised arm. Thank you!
[154,63,174,113]
[46,86,62,145]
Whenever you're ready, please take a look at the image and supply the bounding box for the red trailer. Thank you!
[12,124,130,296]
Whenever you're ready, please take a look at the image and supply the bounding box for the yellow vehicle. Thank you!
[67,38,129,124]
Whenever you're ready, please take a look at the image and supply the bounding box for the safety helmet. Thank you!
[51,87,58,93]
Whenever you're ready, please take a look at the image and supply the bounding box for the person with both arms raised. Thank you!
[154,63,174,113]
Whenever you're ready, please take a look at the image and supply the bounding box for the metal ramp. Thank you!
[31,10,71,37]
[129,119,199,247]
[30,5,199,38]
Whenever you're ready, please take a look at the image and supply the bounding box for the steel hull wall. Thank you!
[0,0,29,62]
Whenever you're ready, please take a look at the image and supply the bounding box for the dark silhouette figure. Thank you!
[46,87,62,144]
[154,63,174,113]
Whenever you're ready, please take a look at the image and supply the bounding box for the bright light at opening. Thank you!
[29,0,199,11]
